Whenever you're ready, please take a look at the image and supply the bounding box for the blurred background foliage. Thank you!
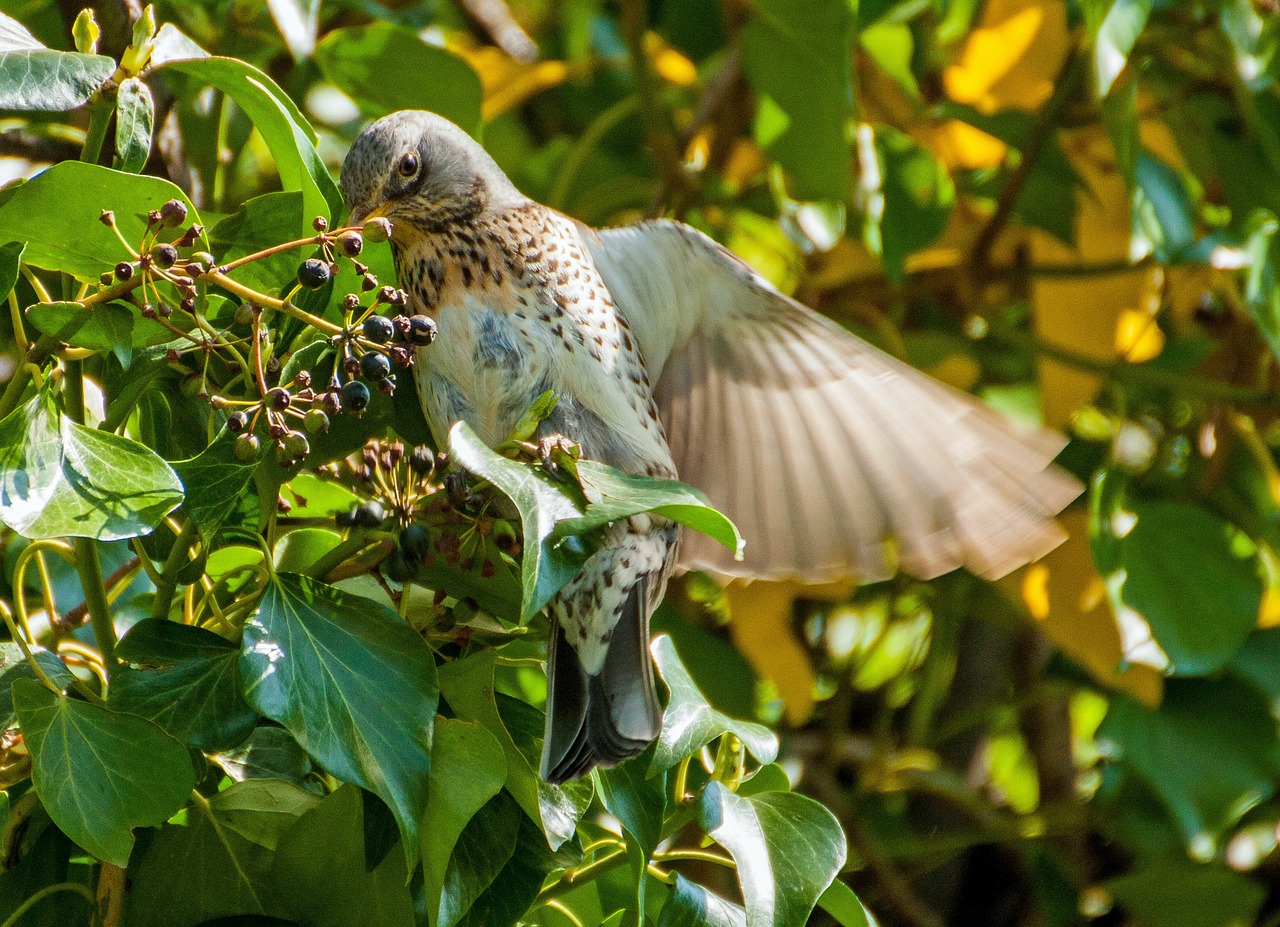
[7,0,1280,924]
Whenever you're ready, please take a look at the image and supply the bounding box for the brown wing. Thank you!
[582,220,1082,583]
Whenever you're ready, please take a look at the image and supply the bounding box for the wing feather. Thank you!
[582,219,1082,584]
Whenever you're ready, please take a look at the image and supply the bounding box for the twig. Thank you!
[460,0,538,62]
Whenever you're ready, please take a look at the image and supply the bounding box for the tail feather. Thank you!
[540,578,661,784]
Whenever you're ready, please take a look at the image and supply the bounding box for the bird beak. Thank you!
[347,203,386,228]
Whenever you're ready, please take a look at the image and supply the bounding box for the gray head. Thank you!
[340,111,526,234]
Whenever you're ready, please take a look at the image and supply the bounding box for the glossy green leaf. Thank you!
[124,781,319,927]
[0,240,24,301]
[449,421,587,622]
[240,572,437,862]
[439,791,522,927]
[650,635,777,772]
[0,388,183,541]
[0,13,114,111]
[115,77,154,173]
[0,645,73,729]
[817,881,876,927]
[556,460,743,559]
[314,24,482,133]
[158,58,342,221]
[1099,679,1280,851]
[659,875,747,927]
[268,785,413,927]
[423,718,507,927]
[1083,0,1154,97]
[0,161,201,280]
[26,300,173,365]
[598,750,667,913]
[113,620,256,752]
[209,192,308,295]
[1107,861,1265,927]
[1119,501,1261,675]
[213,726,315,788]
[740,0,854,200]
[699,781,847,927]
[13,679,195,867]
[437,653,591,851]
[873,125,955,284]
[172,432,259,541]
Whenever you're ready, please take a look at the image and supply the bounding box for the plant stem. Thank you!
[304,533,379,581]
[0,881,96,927]
[534,848,628,905]
[74,537,117,673]
[150,519,199,622]
[218,235,327,274]
[0,601,60,694]
[204,270,343,336]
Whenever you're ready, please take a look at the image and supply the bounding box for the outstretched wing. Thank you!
[582,220,1082,584]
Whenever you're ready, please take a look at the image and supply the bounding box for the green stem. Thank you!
[81,98,114,165]
[0,602,60,694]
[548,95,641,210]
[653,849,735,868]
[150,520,199,622]
[304,533,379,581]
[74,538,117,673]
[534,848,628,906]
[0,881,96,927]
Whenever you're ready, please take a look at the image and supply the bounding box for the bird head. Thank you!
[339,111,525,236]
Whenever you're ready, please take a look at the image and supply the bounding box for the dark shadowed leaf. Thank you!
[315,24,482,132]
[0,162,201,280]
[240,573,437,863]
[699,781,847,927]
[212,726,315,788]
[0,388,183,541]
[13,679,195,867]
[115,78,154,173]
[650,635,777,772]
[658,874,746,927]
[423,718,507,927]
[1107,861,1265,927]
[439,791,522,927]
[449,421,587,622]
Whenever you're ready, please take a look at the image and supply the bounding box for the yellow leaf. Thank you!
[919,119,1008,170]
[644,32,698,87]
[1115,306,1164,362]
[943,0,1068,114]
[458,45,573,120]
[1011,511,1163,706]
[724,580,855,725]
[926,352,981,391]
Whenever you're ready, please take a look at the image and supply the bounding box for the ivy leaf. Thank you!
[1083,0,1154,97]
[156,58,342,221]
[873,126,955,284]
[26,301,173,365]
[555,461,743,559]
[114,78,154,174]
[112,620,256,752]
[0,162,202,280]
[651,635,777,772]
[0,645,74,729]
[1107,861,1265,927]
[817,881,877,927]
[213,726,315,789]
[209,192,308,295]
[0,13,115,111]
[13,679,196,867]
[239,572,438,864]
[314,24,483,133]
[423,718,507,927]
[1118,501,1261,675]
[172,433,259,541]
[598,750,667,913]
[699,781,847,927]
[0,241,24,301]
[448,421,587,623]
[659,874,747,927]
[0,388,183,541]
[439,791,522,927]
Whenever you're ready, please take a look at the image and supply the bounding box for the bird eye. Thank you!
[397,152,419,178]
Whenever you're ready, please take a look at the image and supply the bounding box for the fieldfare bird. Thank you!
[340,111,1082,783]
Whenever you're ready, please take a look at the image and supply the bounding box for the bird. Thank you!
[339,110,1083,784]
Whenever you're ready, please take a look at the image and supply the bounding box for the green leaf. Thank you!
[0,240,24,301]
[1100,75,1139,191]
[125,780,319,927]
[0,388,184,541]
[239,572,438,863]
[157,57,342,221]
[13,679,196,867]
[651,635,777,772]
[1107,862,1265,927]
[209,192,308,295]
[1083,0,1154,97]
[448,421,587,623]
[437,653,591,851]
[598,750,667,914]
[266,0,320,60]
[172,432,259,541]
[1099,679,1280,852]
[740,0,854,200]
[0,13,115,111]
[113,620,256,752]
[268,785,414,927]
[314,24,483,133]
[659,875,747,927]
[439,791,522,927]
[0,645,73,729]
[423,718,507,927]
[213,725,315,788]
[556,461,743,558]
[817,881,877,927]
[872,125,955,284]
[0,161,201,280]
[26,300,172,365]
[699,781,847,927]
[1119,501,1261,675]
[115,77,154,173]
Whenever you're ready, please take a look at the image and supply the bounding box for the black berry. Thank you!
[407,315,437,346]
[114,261,134,281]
[227,411,250,433]
[400,524,429,561]
[363,315,395,344]
[159,199,188,228]
[354,500,385,528]
[384,550,412,583]
[337,231,363,257]
[297,258,331,290]
[341,380,370,413]
[361,351,392,381]
[266,387,291,411]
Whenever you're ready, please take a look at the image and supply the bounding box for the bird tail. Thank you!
[540,577,661,784]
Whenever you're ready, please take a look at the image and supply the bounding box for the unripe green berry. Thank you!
[233,432,260,462]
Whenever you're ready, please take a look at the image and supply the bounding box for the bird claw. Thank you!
[536,434,579,476]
